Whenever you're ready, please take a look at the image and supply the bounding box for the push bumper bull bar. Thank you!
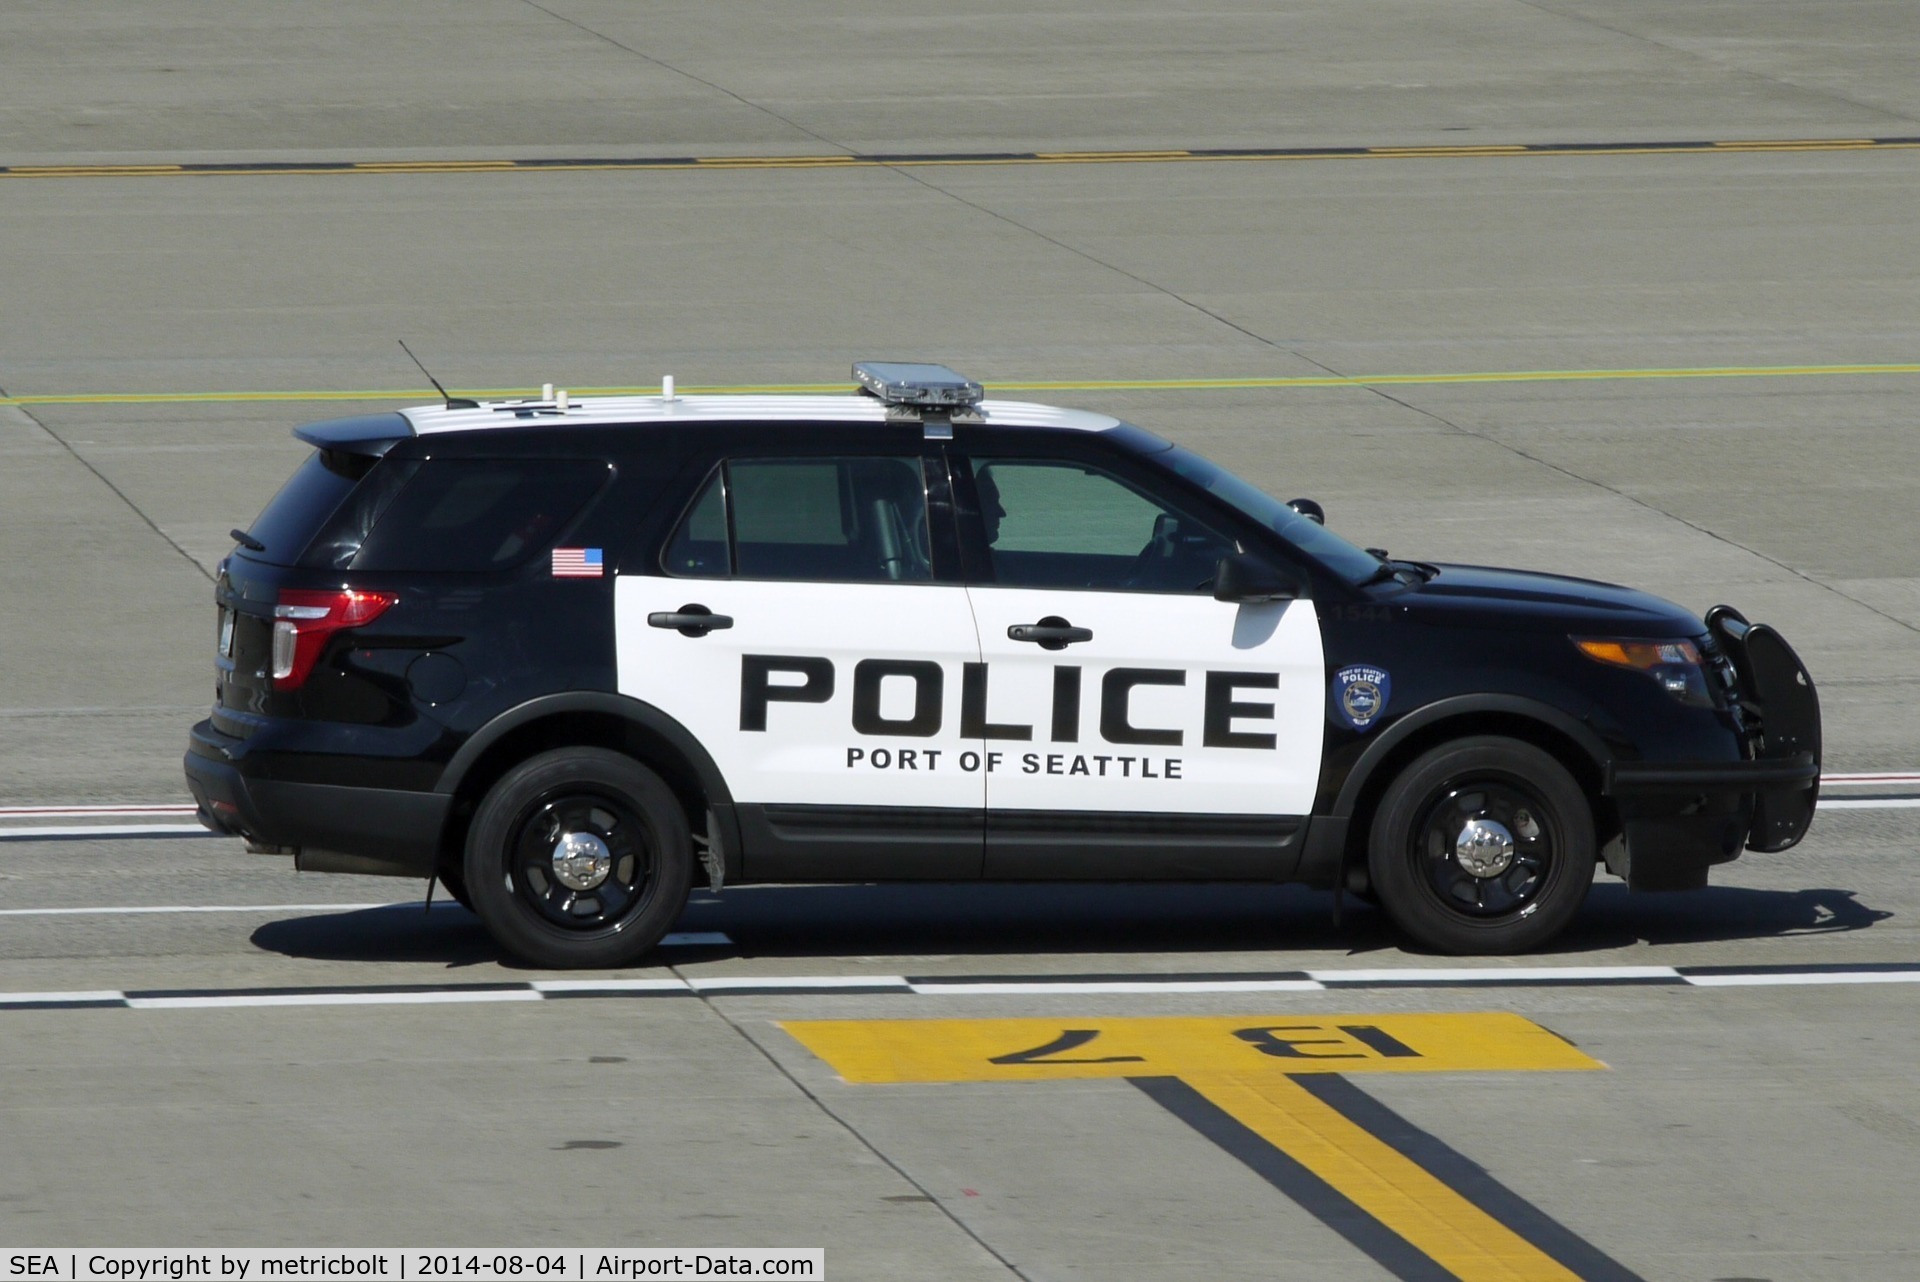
[1598,605,1820,889]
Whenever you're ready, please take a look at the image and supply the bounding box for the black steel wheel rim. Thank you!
[1409,775,1559,919]
[506,790,657,934]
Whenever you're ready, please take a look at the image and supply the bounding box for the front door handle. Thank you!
[1008,616,1093,651]
[648,604,734,637]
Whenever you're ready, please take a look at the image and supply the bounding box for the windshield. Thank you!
[1162,445,1385,584]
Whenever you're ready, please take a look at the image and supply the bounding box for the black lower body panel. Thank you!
[985,809,1303,880]
[738,804,983,881]
[735,803,1304,882]
[185,722,446,878]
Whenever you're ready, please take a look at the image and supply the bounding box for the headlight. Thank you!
[1572,636,1715,708]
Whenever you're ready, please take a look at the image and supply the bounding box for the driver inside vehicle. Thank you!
[976,463,1008,547]
[971,458,1234,592]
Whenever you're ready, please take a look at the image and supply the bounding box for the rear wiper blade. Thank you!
[230,527,266,552]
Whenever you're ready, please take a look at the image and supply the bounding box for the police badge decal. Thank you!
[1331,664,1391,732]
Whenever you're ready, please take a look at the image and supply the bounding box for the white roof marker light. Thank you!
[852,361,984,438]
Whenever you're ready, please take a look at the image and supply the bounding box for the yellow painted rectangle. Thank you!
[782,1012,1602,1083]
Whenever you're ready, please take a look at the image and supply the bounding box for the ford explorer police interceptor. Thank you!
[185,362,1821,967]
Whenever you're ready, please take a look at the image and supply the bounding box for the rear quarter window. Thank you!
[336,458,610,572]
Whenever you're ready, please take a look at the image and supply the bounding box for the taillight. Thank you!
[271,589,397,689]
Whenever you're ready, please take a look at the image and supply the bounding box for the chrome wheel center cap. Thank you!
[551,831,613,891]
[1454,819,1516,877]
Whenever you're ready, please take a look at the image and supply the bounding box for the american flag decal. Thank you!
[551,547,604,578]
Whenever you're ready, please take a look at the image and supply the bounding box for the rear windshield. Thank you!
[241,451,363,565]
[322,457,610,572]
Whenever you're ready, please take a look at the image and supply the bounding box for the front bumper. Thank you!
[185,718,447,878]
[1598,606,1821,890]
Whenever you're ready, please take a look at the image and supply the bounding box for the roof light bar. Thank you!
[853,361,983,409]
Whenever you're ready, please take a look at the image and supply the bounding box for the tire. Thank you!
[1367,736,1595,955]
[436,865,475,912]
[463,747,693,969]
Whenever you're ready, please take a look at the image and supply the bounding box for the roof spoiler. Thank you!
[292,412,415,458]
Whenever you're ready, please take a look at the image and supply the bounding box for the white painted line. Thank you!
[1821,772,1920,785]
[0,804,196,817]
[912,979,1326,995]
[10,963,1920,1011]
[0,902,407,917]
[686,975,909,991]
[1309,965,1684,983]
[0,904,727,944]
[1820,798,1920,809]
[1682,971,1920,988]
[531,978,690,994]
[0,823,208,839]
[127,989,545,1009]
[8,778,1914,816]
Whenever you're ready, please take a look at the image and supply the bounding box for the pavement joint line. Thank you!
[3,134,1918,180]
[6,964,1919,1010]
[7,364,1920,408]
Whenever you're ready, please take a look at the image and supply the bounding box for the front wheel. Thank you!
[1367,737,1595,954]
[464,748,693,968]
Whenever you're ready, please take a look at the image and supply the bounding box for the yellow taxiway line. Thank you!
[4,362,1916,408]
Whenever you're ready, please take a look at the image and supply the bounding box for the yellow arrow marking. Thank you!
[1193,1072,1583,1281]
[785,1013,1610,1282]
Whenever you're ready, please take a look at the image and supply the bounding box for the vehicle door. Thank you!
[615,439,985,879]
[953,442,1325,878]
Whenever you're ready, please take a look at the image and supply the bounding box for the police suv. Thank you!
[185,362,1821,966]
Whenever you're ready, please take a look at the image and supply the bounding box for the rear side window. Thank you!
[330,458,610,572]
[663,457,932,583]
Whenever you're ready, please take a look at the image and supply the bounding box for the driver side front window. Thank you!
[966,458,1235,592]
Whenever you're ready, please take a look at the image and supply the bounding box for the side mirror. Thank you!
[1286,497,1325,525]
[1213,554,1301,604]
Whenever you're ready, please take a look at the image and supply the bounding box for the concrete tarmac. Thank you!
[2,3,1918,1278]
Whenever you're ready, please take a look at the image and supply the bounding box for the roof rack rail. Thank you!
[489,383,572,418]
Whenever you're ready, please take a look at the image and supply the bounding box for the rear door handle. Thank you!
[648,604,734,637]
[1008,617,1093,650]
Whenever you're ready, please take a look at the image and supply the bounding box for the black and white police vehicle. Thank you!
[186,362,1821,966]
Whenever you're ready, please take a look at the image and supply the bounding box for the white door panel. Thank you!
[615,577,984,809]
[965,587,1324,815]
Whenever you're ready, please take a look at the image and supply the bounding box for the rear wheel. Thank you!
[436,865,474,912]
[1367,737,1595,954]
[464,748,692,968]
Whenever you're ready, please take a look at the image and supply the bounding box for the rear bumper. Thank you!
[185,719,446,878]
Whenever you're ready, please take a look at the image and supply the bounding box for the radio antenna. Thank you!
[397,339,478,409]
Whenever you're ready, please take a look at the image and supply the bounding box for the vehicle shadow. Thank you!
[249,880,1893,968]
[1551,882,1892,951]
[251,902,501,967]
